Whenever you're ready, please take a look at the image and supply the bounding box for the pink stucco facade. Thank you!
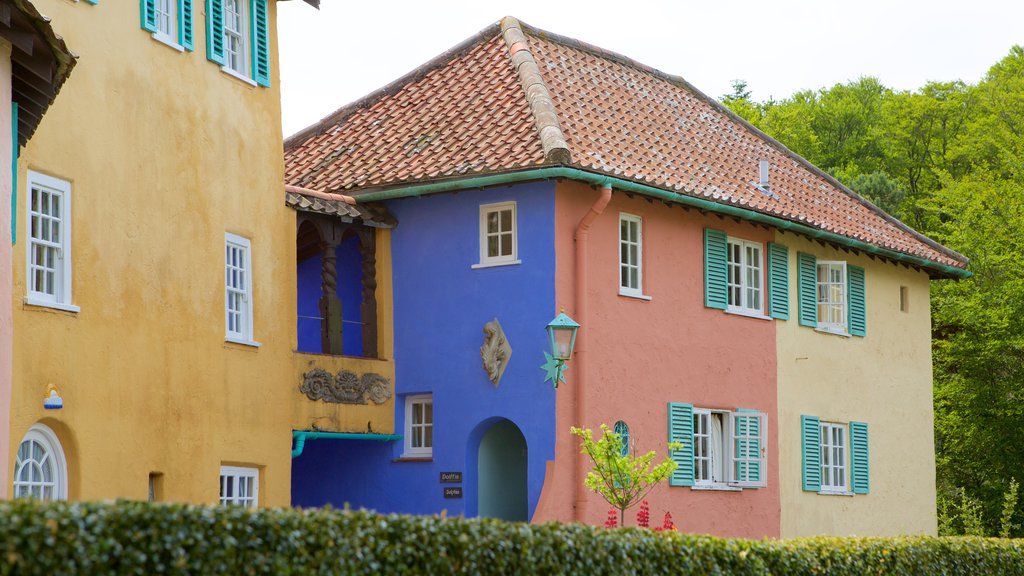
[534,180,780,538]
[0,41,12,499]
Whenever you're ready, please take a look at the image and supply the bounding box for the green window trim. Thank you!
[140,0,157,32]
[205,0,226,65]
[667,403,694,487]
[797,252,817,327]
[10,102,16,246]
[250,0,270,87]
[180,0,195,51]
[800,414,821,492]
[703,228,728,310]
[847,265,866,337]
[850,421,869,494]
[767,242,789,320]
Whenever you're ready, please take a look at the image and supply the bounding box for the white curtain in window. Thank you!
[711,414,724,483]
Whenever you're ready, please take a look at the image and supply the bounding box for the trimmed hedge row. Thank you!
[1,500,1023,575]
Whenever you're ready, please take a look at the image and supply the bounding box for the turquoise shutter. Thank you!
[10,102,17,246]
[767,242,789,320]
[801,415,821,492]
[730,410,767,488]
[250,0,270,86]
[667,403,694,487]
[179,0,194,51]
[797,252,817,327]
[850,421,869,494]
[847,265,866,337]
[205,0,226,65]
[140,0,157,32]
[704,229,728,310]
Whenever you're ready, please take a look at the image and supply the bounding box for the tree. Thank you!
[570,424,682,527]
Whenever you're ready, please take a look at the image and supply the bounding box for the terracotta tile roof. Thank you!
[284,185,394,226]
[284,17,967,272]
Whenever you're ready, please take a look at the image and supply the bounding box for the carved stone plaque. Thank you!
[300,368,392,405]
[480,318,512,386]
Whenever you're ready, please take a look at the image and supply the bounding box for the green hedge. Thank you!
[1,500,1023,575]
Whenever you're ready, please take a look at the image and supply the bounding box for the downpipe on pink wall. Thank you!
[572,184,612,522]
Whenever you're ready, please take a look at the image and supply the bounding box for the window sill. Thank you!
[220,66,258,87]
[725,308,771,321]
[394,456,432,463]
[814,326,851,338]
[471,259,521,269]
[225,336,262,348]
[817,489,855,497]
[151,33,185,52]
[691,484,742,492]
[618,290,652,301]
[24,297,80,314]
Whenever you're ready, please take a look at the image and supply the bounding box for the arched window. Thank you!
[614,420,630,457]
[13,424,68,501]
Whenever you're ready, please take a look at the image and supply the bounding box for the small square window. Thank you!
[403,395,433,458]
[619,213,643,296]
[219,466,258,507]
[476,202,518,267]
[726,238,763,315]
[819,422,848,493]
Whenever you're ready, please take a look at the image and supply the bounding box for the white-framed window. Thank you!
[475,202,518,267]
[219,466,258,507]
[225,233,255,345]
[154,0,177,44]
[726,238,763,315]
[403,394,433,457]
[692,408,767,489]
[817,261,847,332]
[13,424,68,501]
[619,213,643,296]
[820,422,847,493]
[26,171,76,312]
[223,0,249,77]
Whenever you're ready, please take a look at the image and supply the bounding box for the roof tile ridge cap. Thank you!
[500,16,571,164]
[285,184,357,205]
[284,21,504,151]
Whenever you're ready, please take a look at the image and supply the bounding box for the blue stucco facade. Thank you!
[292,182,558,519]
[297,234,365,356]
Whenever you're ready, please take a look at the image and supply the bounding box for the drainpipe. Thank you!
[572,183,612,522]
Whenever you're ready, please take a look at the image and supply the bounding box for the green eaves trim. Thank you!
[353,167,971,279]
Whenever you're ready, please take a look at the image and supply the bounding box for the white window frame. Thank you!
[474,201,519,268]
[692,408,767,490]
[816,261,848,334]
[152,0,182,50]
[819,422,848,494]
[13,423,68,501]
[403,394,433,458]
[726,237,764,316]
[219,465,259,507]
[225,233,257,346]
[25,171,77,313]
[222,0,250,79]
[619,213,648,298]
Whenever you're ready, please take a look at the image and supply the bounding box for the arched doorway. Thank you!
[477,419,527,521]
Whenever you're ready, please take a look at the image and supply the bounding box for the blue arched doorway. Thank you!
[477,419,528,521]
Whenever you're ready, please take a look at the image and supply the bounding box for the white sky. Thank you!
[278,0,1023,137]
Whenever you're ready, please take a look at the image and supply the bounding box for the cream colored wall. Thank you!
[0,39,12,499]
[776,231,937,536]
[8,2,394,506]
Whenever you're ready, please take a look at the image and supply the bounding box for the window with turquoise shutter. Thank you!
[140,0,158,32]
[206,0,226,65]
[703,229,728,310]
[251,0,271,86]
[800,414,821,491]
[797,252,817,327]
[667,403,694,487]
[767,242,789,320]
[850,421,869,494]
[847,265,866,337]
[730,410,767,488]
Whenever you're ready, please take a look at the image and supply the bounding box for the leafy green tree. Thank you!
[570,424,682,527]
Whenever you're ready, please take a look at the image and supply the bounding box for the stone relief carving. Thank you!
[480,318,512,386]
[300,368,393,405]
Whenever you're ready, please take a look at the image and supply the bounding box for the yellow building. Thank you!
[8,0,395,507]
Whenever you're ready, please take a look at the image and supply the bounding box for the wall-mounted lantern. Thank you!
[542,310,580,388]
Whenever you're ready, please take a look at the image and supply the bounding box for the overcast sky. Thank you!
[277,0,1023,137]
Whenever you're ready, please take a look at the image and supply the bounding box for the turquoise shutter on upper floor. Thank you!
[767,242,789,320]
[850,421,869,494]
[801,414,821,492]
[704,228,728,310]
[668,402,694,487]
[251,0,270,86]
[797,252,817,327]
[140,0,157,32]
[206,0,226,65]
[847,265,866,337]
[180,0,194,51]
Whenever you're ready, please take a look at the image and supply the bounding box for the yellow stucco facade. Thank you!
[776,231,937,537]
[8,1,394,507]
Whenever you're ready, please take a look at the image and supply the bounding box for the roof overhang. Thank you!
[351,166,971,280]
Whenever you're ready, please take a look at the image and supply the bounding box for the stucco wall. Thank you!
[542,181,780,537]
[775,231,937,536]
[292,183,557,517]
[0,39,12,499]
[8,2,394,506]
